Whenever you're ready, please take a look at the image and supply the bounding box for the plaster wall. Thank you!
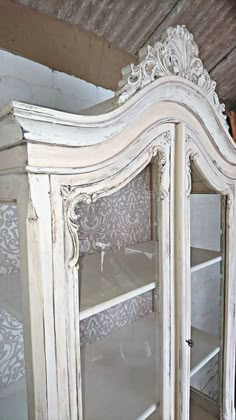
[0,49,113,113]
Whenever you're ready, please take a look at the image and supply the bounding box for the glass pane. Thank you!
[77,165,161,419]
[0,204,28,420]
[190,193,222,409]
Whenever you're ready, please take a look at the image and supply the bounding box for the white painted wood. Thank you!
[80,283,155,320]
[221,188,236,420]
[137,404,158,420]
[79,241,157,319]
[117,26,226,132]
[0,74,234,164]
[190,328,220,377]
[50,175,82,420]
[0,106,23,150]
[49,129,174,420]
[174,122,191,420]
[0,176,55,420]
[17,174,59,420]
[0,25,235,420]
[26,174,59,419]
[151,141,173,420]
[191,248,222,273]
[0,174,48,419]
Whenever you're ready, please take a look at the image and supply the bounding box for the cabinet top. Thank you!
[0,25,235,169]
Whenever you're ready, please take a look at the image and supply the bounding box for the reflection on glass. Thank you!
[190,193,222,407]
[0,204,28,420]
[78,166,161,419]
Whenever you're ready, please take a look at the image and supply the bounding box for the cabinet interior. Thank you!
[190,163,223,418]
[0,161,226,419]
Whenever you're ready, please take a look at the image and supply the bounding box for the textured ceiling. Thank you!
[16,0,236,109]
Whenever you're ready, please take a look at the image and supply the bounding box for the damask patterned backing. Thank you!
[76,168,151,255]
[0,307,25,389]
[80,291,152,346]
[0,204,28,420]
[77,167,153,346]
[0,205,20,275]
[0,205,25,391]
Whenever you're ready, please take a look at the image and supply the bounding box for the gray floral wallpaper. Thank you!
[80,291,152,346]
[0,307,25,389]
[0,204,25,394]
[0,205,20,275]
[76,168,151,255]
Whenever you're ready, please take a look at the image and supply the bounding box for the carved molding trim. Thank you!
[186,152,199,197]
[61,140,169,268]
[61,187,101,268]
[185,143,235,221]
[117,25,227,128]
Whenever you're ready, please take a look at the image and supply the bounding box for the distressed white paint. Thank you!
[0,25,235,420]
[117,25,227,131]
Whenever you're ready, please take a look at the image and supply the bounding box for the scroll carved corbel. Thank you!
[185,152,199,197]
[61,186,98,269]
[157,147,169,201]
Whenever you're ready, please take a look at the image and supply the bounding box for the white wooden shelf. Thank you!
[80,242,222,319]
[79,241,157,320]
[190,327,220,377]
[191,247,222,273]
[82,313,220,419]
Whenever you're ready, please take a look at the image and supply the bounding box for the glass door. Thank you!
[76,156,169,419]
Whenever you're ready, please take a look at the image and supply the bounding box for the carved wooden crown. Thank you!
[116,25,227,128]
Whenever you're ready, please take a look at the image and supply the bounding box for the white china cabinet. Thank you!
[0,26,235,420]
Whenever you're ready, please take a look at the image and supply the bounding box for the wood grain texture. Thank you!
[228,110,236,141]
[210,48,236,110]
[145,0,236,72]
[1,63,236,419]
[16,0,179,54]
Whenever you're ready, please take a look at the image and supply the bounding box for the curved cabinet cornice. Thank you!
[0,79,235,173]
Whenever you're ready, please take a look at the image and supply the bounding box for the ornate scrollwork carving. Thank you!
[156,148,169,201]
[222,188,234,209]
[61,138,170,267]
[163,130,172,145]
[185,152,199,197]
[61,186,102,268]
[222,187,235,230]
[159,189,169,201]
[186,154,192,198]
[117,25,227,128]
